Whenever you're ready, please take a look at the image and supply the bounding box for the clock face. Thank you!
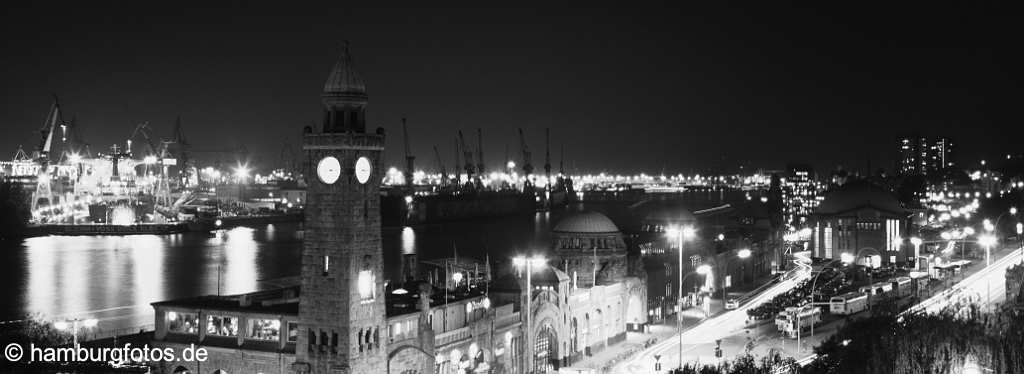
[355,157,372,184]
[317,156,341,184]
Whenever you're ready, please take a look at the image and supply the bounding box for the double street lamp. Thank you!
[675,264,711,370]
[665,225,697,371]
[513,255,546,374]
[54,318,99,347]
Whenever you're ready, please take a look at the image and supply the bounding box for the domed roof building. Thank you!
[809,180,913,267]
[491,210,648,371]
[553,211,622,234]
[552,211,628,287]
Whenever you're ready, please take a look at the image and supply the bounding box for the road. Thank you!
[618,248,1023,373]
[616,255,812,374]
[902,247,1022,317]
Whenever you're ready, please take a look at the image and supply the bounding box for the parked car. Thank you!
[725,298,740,310]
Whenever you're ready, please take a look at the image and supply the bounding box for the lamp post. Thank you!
[675,265,710,370]
[54,318,98,347]
[513,255,546,374]
[723,249,752,304]
[842,248,878,311]
[910,237,923,271]
[665,225,695,370]
[979,234,997,310]
[1017,222,1023,257]
[807,264,840,339]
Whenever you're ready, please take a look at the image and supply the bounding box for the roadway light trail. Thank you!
[902,247,1022,317]
[617,262,811,374]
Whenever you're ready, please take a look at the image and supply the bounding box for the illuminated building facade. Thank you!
[898,135,955,176]
[491,211,647,373]
[927,137,955,173]
[898,134,928,175]
[809,180,913,267]
[781,164,823,226]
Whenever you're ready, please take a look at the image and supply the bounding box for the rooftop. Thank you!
[815,180,907,215]
[553,211,620,234]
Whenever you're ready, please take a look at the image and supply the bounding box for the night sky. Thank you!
[1,3,1019,175]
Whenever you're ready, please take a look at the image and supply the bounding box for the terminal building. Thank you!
[808,180,913,267]
[490,210,647,373]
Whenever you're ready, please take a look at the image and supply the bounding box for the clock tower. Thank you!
[293,43,387,374]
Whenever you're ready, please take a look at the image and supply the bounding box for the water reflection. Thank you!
[6,213,558,332]
[7,224,303,330]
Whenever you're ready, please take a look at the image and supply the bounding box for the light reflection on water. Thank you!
[5,224,303,331]
[4,213,561,332]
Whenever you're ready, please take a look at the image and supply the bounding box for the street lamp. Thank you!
[675,264,710,370]
[665,225,695,371]
[452,271,464,288]
[723,249,752,304]
[54,318,98,347]
[841,248,879,310]
[1017,222,1023,258]
[513,255,546,373]
[910,237,923,271]
[807,264,840,338]
[979,234,997,311]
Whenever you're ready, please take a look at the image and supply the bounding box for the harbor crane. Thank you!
[475,128,485,184]
[31,97,63,211]
[517,128,534,189]
[402,118,415,190]
[434,145,448,188]
[457,130,475,188]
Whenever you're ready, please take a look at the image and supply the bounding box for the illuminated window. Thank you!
[207,315,238,336]
[287,322,298,342]
[824,227,833,259]
[358,270,376,301]
[247,319,281,341]
[167,311,199,334]
[323,256,330,275]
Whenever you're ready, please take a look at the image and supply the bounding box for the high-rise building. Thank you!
[898,135,954,176]
[927,137,954,173]
[781,164,823,226]
[898,134,928,175]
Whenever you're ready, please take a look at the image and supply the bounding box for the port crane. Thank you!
[402,118,415,191]
[517,128,534,190]
[475,128,485,186]
[31,98,63,211]
[433,145,448,188]
[457,130,476,189]
[129,121,176,212]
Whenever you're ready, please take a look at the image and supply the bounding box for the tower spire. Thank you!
[322,42,368,133]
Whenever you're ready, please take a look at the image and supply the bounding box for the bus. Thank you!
[775,306,822,338]
[829,292,868,315]
[891,276,912,298]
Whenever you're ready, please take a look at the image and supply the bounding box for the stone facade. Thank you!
[292,43,388,374]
